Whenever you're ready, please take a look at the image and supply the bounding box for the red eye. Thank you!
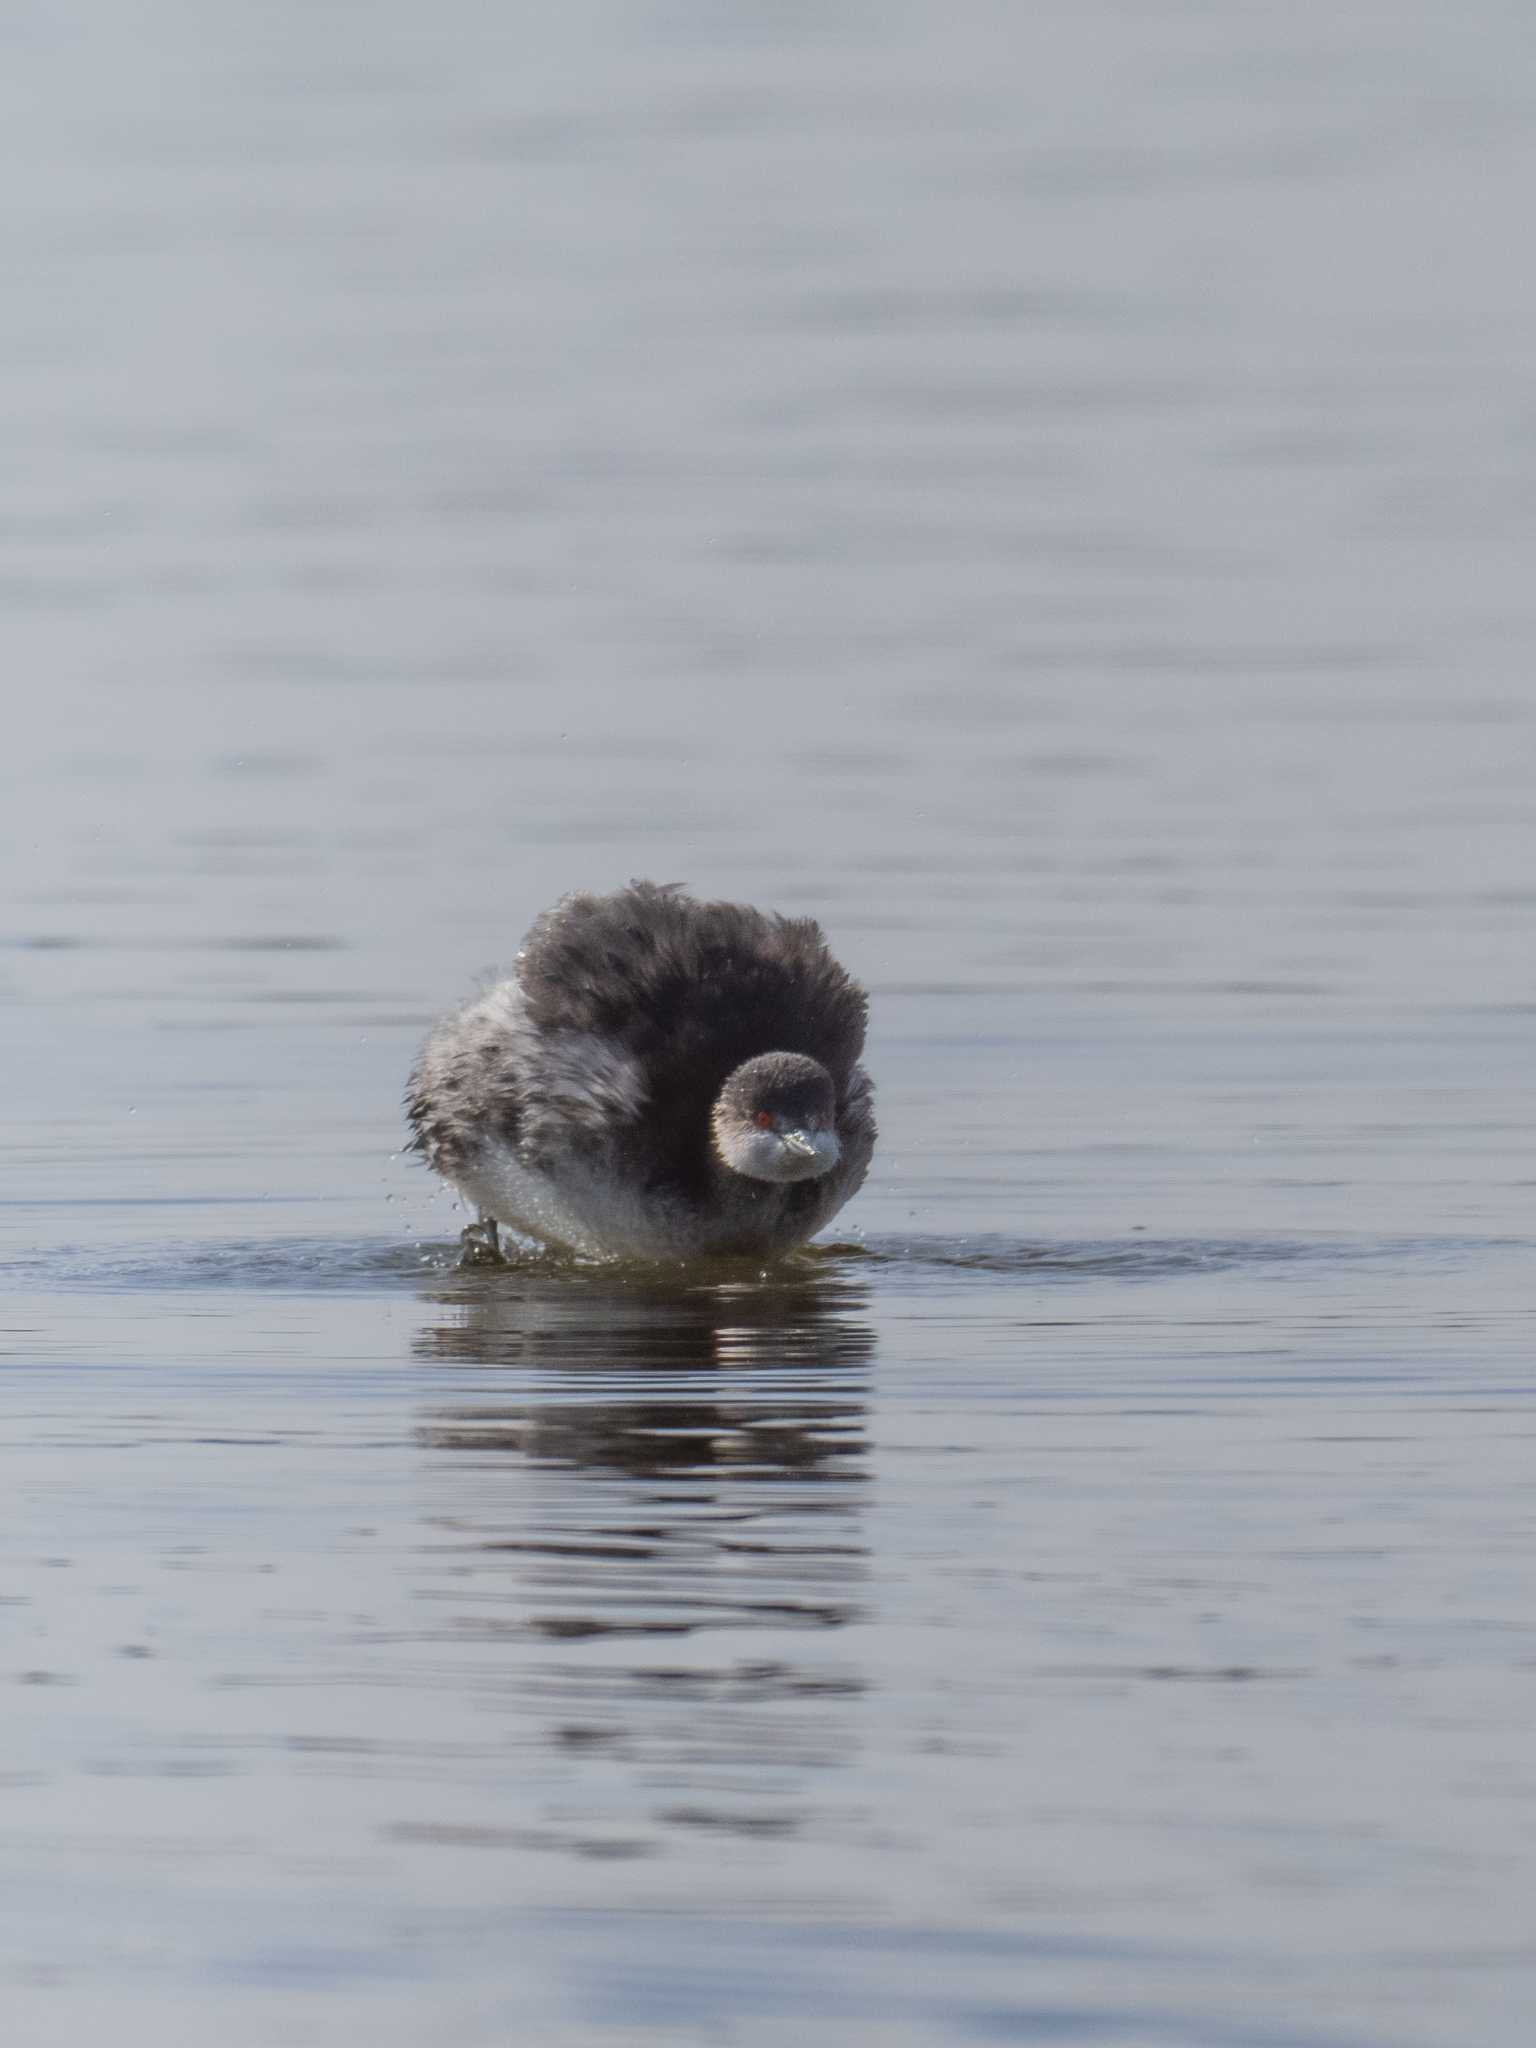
[754,1111,775,1130]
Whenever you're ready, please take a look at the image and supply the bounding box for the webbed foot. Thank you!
[458,1214,505,1268]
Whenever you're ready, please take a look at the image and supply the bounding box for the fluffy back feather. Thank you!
[518,882,868,1188]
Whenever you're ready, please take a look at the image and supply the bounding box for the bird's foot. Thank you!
[458,1216,505,1268]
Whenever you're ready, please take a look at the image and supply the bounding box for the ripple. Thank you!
[0,1235,455,1294]
[5,1229,1522,1297]
[846,1231,1502,1281]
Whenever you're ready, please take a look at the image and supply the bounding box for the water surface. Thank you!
[4,2,1536,2044]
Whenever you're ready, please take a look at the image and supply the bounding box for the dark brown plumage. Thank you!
[406,881,876,1259]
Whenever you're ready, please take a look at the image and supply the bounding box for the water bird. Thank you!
[406,881,876,1261]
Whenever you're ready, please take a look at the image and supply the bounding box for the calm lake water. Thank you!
[4,2,1536,2043]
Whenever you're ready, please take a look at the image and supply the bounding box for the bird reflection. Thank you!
[409,1255,875,1842]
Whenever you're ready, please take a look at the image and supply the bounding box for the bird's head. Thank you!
[710,1052,841,1184]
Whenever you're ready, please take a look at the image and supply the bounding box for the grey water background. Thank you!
[3,1,1536,2042]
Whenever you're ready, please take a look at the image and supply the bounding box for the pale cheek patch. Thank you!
[720,1125,842,1184]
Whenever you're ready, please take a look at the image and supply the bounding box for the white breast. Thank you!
[452,1139,695,1260]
